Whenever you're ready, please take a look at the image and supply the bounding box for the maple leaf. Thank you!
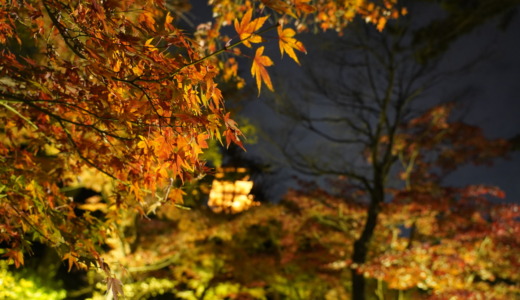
[62,251,78,272]
[234,9,268,47]
[278,25,307,64]
[251,46,274,94]
[164,11,174,27]
[197,133,210,149]
[222,112,245,150]
[106,276,125,300]
[4,250,24,268]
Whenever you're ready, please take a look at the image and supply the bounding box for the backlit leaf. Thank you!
[251,46,274,94]
[234,9,268,47]
[278,25,307,64]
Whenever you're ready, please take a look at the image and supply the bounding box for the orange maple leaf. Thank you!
[251,46,274,94]
[62,251,78,272]
[4,250,24,268]
[293,0,316,15]
[278,25,307,64]
[234,9,268,47]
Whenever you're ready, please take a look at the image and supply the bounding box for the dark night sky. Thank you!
[235,3,520,203]
[441,14,520,203]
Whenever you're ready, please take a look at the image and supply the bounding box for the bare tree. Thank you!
[258,2,515,298]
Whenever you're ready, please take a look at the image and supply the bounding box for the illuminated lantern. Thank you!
[208,167,260,213]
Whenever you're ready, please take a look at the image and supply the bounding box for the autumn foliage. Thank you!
[0,0,405,293]
[93,104,519,299]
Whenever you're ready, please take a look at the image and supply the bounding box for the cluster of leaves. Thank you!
[0,0,404,286]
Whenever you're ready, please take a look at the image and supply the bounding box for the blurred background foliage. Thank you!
[0,259,66,299]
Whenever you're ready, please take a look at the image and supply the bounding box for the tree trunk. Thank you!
[351,183,384,300]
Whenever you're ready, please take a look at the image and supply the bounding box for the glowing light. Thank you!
[208,167,260,213]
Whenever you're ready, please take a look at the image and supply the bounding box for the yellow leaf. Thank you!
[234,9,269,47]
[132,65,143,76]
[165,12,174,25]
[278,25,307,64]
[137,136,148,153]
[62,252,78,272]
[113,59,122,72]
[16,251,24,267]
[251,46,274,94]
[144,38,157,52]
[169,188,185,203]
[130,181,142,202]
